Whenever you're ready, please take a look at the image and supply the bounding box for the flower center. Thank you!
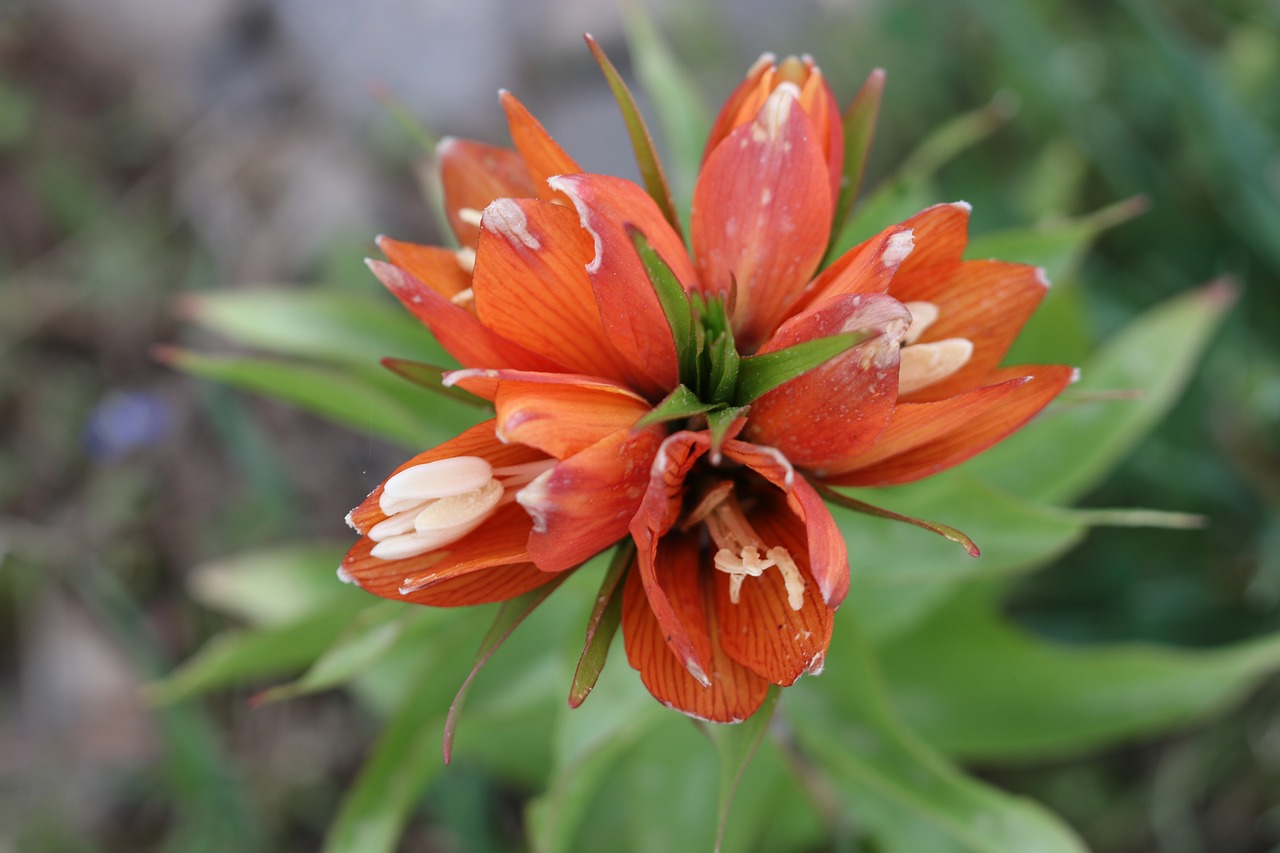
[367,456,553,559]
[897,300,973,395]
[696,485,805,611]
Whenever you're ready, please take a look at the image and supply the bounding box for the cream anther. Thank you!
[704,494,805,611]
[414,479,503,532]
[380,456,493,511]
[898,337,974,395]
[456,207,484,227]
[902,301,939,345]
[369,456,506,561]
[450,286,475,306]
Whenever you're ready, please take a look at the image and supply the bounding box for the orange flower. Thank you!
[341,57,1074,723]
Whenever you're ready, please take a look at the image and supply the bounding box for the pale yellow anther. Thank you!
[456,207,484,228]
[455,248,476,274]
[903,301,939,345]
[450,286,475,306]
[370,456,504,562]
[898,337,974,395]
[704,493,805,611]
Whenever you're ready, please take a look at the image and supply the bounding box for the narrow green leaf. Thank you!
[146,605,369,705]
[629,225,695,382]
[186,542,356,626]
[710,687,779,853]
[829,68,885,244]
[706,406,747,462]
[569,544,632,708]
[636,384,717,428]
[177,288,454,368]
[155,347,433,447]
[879,586,1280,761]
[735,330,874,405]
[1059,507,1207,529]
[963,280,1237,503]
[817,484,981,557]
[790,609,1088,853]
[585,33,683,239]
[444,578,567,763]
[381,357,490,408]
[370,82,439,152]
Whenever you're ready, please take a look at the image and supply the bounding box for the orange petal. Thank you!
[438,137,538,248]
[892,201,971,278]
[342,502,534,599]
[691,87,833,350]
[401,561,557,607]
[791,223,915,312]
[895,260,1050,402]
[494,374,650,459]
[628,430,715,681]
[377,236,470,299]
[622,533,772,722]
[702,53,776,165]
[368,259,564,373]
[823,364,1076,486]
[721,441,851,607]
[346,420,547,532]
[520,424,665,572]
[550,173,697,392]
[745,293,910,469]
[471,198,641,388]
[715,497,834,685]
[500,90,580,201]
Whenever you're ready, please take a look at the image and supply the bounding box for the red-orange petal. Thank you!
[377,236,471,300]
[714,496,834,685]
[550,173,697,392]
[499,90,580,201]
[622,533,772,722]
[702,54,776,166]
[791,222,915,313]
[346,419,546,533]
[471,198,639,387]
[438,137,538,248]
[721,441,851,607]
[399,561,557,607]
[691,87,833,350]
[894,260,1050,403]
[367,259,564,373]
[823,364,1076,486]
[521,424,665,572]
[494,376,650,459]
[745,293,910,469]
[892,201,972,279]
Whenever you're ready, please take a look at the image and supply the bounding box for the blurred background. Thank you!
[2,0,1279,850]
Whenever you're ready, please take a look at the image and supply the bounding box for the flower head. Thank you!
[342,49,1073,723]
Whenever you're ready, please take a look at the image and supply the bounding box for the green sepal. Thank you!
[734,330,876,406]
[706,406,748,462]
[829,68,885,248]
[817,483,981,557]
[586,34,683,240]
[637,384,719,428]
[691,293,739,405]
[628,225,696,383]
[380,358,489,408]
[568,543,633,708]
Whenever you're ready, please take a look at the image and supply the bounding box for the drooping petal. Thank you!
[714,494,834,686]
[822,364,1077,486]
[622,533,772,722]
[721,441,850,607]
[377,236,471,300]
[367,259,564,373]
[471,198,641,389]
[346,420,546,533]
[894,260,1051,402]
[499,90,580,201]
[437,137,538,247]
[549,173,698,391]
[691,86,833,350]
[519,424,665,572]
[745,293,910,469]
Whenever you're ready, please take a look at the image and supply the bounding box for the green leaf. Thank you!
[832,477,1087,640]
[569,544,631,708]
[156,347,466,447]
[710,687,779,853]
[735,330,874,405]
[444,578,567,763]
[706,406,748,462]
[636,384,717,428]
[879,586,1280,762]
[817,484,980,557]
[177,288,453,368]
[186,542,357,626]
[962,280,1236,504]
[146,604,370,705]
[629,225,695,382]
[790,609,1088,853]
[829,68,885,246]
[380,357,490,408]
[586,34,683,239]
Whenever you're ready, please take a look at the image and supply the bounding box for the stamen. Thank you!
[703,492,805,611]
[414,479,503,532]
[380,456,493,512]
[455,248,476,274]
[898,337,973,395]
[902,301,939,345]
[456,207,484,227]
[369,457,507,561]
[450,286,475,306]
[492,459,557,486]
[767,547,806,611]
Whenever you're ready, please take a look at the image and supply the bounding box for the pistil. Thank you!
[701,487,805,611]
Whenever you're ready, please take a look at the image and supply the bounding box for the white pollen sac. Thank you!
[450,286,475,306]
[456,207,484,227]
[898,337,974,395]
[903,301,940,345]
[768,547,806,611]
[881,230,915,268]
[455,249,476,275]
[414,479,503,532]
[368,503,429,540]
[380,456,494,511]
